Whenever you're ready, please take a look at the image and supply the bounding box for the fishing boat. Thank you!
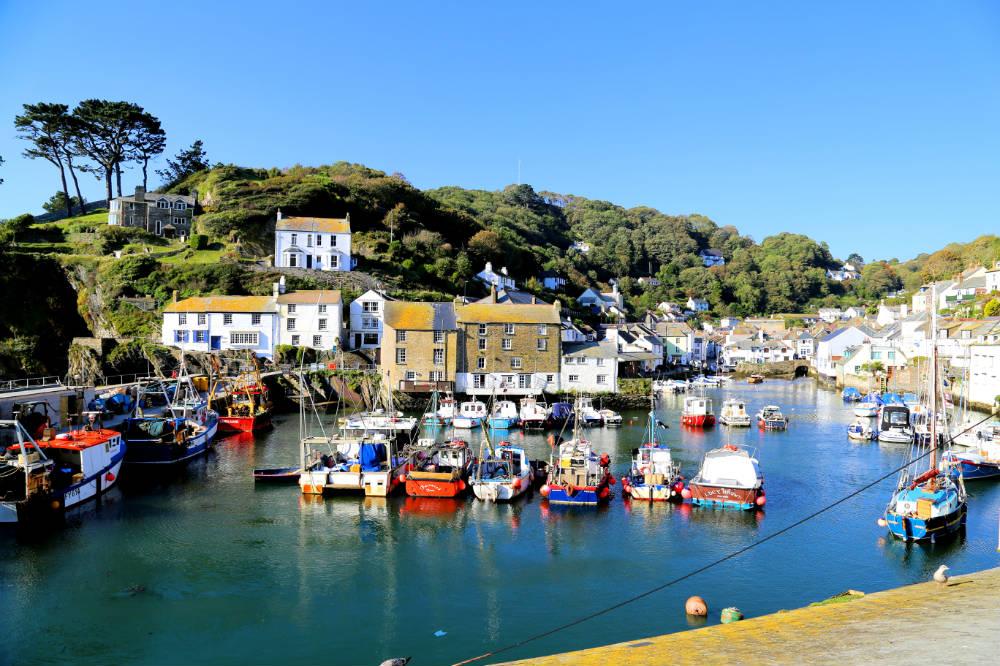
[519,394,548,430]
[719,399,751,427]
[471,440,532,502]
[546,402,574,429]
[623,393,683,502]
[452,400,487,429]
[343,409,418,440]
[882,288,967,542]
[574,395,603,427]
[0,416,125,523]
[404,439,473,498]
[853,394,880,418]
[877,405,913,444]
[746,374,764,385]
[941,422,1000,480]
[654,379,688,394]
[680,396,715,428]
[421,391,457,427]
[121,369,218,465]
[215,354,272,434]
[841,387,862,402]
[687,444,765,510]
[599,408,622,427]
[756,405,788,431]
[486,400,520,430]
[541,401,615,505]
[847,419,875,441]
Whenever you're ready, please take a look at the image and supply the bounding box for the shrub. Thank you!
[189,233,208,250]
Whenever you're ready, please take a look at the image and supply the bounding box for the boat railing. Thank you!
[0,375,64,393]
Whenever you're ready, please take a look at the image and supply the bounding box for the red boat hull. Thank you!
[689,482,762,509]
[405,477,466,498]
[682,414,716,428]
[218,413,272,434]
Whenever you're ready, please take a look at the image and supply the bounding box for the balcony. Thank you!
[399,380,454,393]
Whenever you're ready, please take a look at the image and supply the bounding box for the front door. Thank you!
[306,255,313,269]
[354,333,362,348]
[210,336,222,351]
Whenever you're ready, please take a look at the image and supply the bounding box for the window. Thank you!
[319,304,327,314]
[230,332,259,346]
[563,357,574,365]
[537,325,547,335]
[313,335,323,347]
[362,317,378,329]
[502,375,515,387]
[536,338,547,351]
[174,201,186,210]
[597,375,608,385]
[157,199,169,209]
[362,301,379,313]
[504,323,515,335]
[511,357,522,369]
[502,339,512,351]
[478,324,487,336]
[178,313,187,325]
[433,330,444,343]
[174,330,186,343]
[197,313,206,325]
[155,220,162,235]
[477,357,486,369]
[433,349,444,365]
[316,235,322,246]
[287,304,296,314]
[291,233,298,246]
[173,216,185,227]
[518,374,531,389]
[362,333,378,345]
[405,370,417,381]
[872,351,882,360]
[596,358,605,367]
[288,254,298,268]
[330,256,339,268]
[396,330,407,343]
[546,374,555,383]
[430,371,444,382]
[291,335,300,346]
[396,348,407,364]
[318,319,327,331]
[307,235,313,247]
[223,314,233,325]
[888,351,896,361]
[473,374,485,389]
[568,374,579,383]
[287,318,296,330]
[331,235,338,247]
[194,331,207,343]
[478,337,487,350]
[251,314,261,326]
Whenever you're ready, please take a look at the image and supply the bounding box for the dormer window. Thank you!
[174,201,186,210]
[156,199,170,209]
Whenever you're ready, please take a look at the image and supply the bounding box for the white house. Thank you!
[817,308,845,323]
[276,289,343,351]
[969,344,1000,408]
[686,297,710,312]
[793,331,815,359]
[561,319,590,343]
[273,211,352,271]
[841,342,907,378]
[986,262,1000,293]
[603,323,663,373]
[876,302,908,327]
[570,241,591,254]
[577,284,627,319]
[539,269,566,291]
[561,341,619,394]
[699,249,725,268]
[349,289,392,350]
[813,326,871,378]
[476,262,516,291]
[844,306,866,319]
[162,294,279,359]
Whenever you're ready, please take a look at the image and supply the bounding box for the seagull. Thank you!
[933,565,950,586]
[379,659,411,666]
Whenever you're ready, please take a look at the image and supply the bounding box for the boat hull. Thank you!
[854,406,878,417]
[521,418,547,430]
[758,419,787,431]
[487,417,519,430]
[545,484,609,505]
[405,477,466,498]
[218,412,272,434]
[123,418,218,465]
[626,482,682,502]
[886,503,967,541]
[253,466,301,483]
[942,453,1000,480]
[689,482,762,510]
[681,414,715,428]
[877,430,913,444]
[472,479,529,502]
[452,417,482,429]
[719,416,751,427]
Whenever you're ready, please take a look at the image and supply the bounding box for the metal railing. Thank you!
[0,375,64,392]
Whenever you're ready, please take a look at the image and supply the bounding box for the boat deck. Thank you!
[499,566,1000,665]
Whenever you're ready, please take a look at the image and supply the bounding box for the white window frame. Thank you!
[477,357,486,370]
[478,337,487,351]
[537,338,547,351]
[287,318,296,330]
[362,301,379,313]
[433,349,444,365]
[319,304,327,314]
[433,330,444,343]
[223,313,233,325]
[318,319,327,331]
[313,335,323,347]
[178,313,187,325]
[405,370,417,381]
[251,313,261,325]
[230,332,259,346]
[473,374,485,389]
[568,374,579,383]
[597,374,608,385]
[197,313,206,325]
[502,339,512,351]
[504,323,515,335]
[291,335,300,346]
[396,330,407,343]
[537,325,547,335]
[511,357,522,369]
[396,348,407,364]
[478,324,487,336]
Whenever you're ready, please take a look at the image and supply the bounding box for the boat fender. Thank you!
[599,453,611,467]
[398,473,407,484]
[681,487,693,500]
[512,478,522,491]
[755,494,766,507]
[599,486,610,499]
[540,484,550,497]
[685,596,708,616]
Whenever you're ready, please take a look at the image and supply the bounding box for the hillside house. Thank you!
[476,262,516,291]
[686,297,709,312]
[162,295,279,359]
[577,284,626,319]
[277,289,343,352]
[813,326,871,378]
[699,249,725,267]
[539,269,566,291]
[273,211,352,271]
[108,186,195,237]
[349,289,392,350]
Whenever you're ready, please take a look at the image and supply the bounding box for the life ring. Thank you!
[639,465,651,476]
[724,444,738,451]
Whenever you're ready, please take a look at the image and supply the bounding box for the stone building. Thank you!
[382,302,460,392]
[107,186,196,237]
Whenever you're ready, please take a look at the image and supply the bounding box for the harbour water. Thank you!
[3,380,999,665]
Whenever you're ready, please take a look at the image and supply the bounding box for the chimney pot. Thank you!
[276,208,282,221]
[172,290,178,303]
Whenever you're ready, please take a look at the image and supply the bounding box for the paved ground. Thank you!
[499,567,1000,665]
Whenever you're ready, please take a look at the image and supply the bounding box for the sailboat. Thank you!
[881,288,967,542]
[623,391,683,502]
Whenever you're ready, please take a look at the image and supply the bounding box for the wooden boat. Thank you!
[471,441,532,502]
[746,374,764,384]
[253,466,301,483]
[877,405,913,444]
[719,399,751,427]
[452,400,486,429]
[687,444,765,510]
[756,405,788,430]
[519,394,548,430]
[214,353,272,434]
[882,289,967,542]
[1,417,125,523]
[623,393,683,502]
[404,439,473,498]
[541,404,615,505]
[681,396,715,428]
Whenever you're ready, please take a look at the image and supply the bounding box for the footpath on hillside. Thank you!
[497,567,1000,666]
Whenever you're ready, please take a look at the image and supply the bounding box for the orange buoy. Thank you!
[685,596,708,616]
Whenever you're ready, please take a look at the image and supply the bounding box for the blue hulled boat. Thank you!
[542,404,614,505]
[842,387,862,402]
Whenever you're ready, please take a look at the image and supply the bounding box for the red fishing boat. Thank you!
[403,440,473,498]
[215,354,272,434]
[681,396,715,428]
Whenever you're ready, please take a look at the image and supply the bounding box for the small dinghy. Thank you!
[253,466,301,483]
[847,420,875,441]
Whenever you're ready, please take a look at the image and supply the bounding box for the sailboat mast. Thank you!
[929,285,937,471]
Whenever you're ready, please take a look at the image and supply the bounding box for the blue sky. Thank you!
[1,1,998,261]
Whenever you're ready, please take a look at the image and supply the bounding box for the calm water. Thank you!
[3,380,1000,666]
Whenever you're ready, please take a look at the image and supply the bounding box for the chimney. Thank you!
[279,275,286,294]
[489,284,497,303]
[272,282,280,298]
[531,296,537,304]
[485,261,493,274]
[134,185,145,201]
[172,290,178,303]
[276,208,282,221]
[189,189,198,204]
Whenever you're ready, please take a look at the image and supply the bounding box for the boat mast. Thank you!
[929,285,937,473]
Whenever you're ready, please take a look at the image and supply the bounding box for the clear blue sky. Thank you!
[1,1,998,262]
